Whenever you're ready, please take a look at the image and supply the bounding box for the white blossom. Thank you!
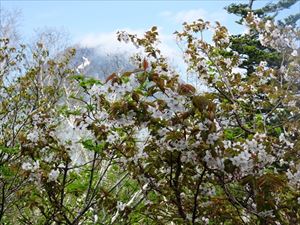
[48,169,60,181]
[204,151,224,170]
[231,151,253,173]
[52,117,94,165]
[134,126,150,151]
[291,50,298,57]
[22,161,40,172]
[265,20,272,32]
[286,165,300,187]
[27,129,40,143]
[206,133,219,145]
[116,201,126,211]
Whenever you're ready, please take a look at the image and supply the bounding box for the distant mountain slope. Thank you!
[70,46,134,81]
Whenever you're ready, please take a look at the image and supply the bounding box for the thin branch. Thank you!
[60,161,69,209]
[192,168,206,225]
[85,151,97,204]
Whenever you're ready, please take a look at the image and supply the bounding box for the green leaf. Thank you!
[0,145,19,154]
[224,129,235,140]
[82,139,105,153]
[274,127,282,136]
[0,165,14,177]
[67,180,87,194]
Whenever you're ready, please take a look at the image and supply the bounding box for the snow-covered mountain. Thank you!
[70,46,134,81]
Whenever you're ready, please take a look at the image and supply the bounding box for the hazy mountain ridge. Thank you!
[70,46,135,80]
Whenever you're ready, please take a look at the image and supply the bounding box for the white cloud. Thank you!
[160,8,228,24]
[77,28,183,69]
[78,29,143,55]
[160,9,207,23]
[176,9,207,23]
[77,28,209,91]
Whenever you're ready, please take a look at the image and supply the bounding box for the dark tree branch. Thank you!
[192,168,206,225]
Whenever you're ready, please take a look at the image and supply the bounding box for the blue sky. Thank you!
[2,0,299,76]
[3,0,291,41]
[3,0,299,42]
[3,1,234,38]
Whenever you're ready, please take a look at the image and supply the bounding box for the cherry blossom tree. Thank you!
[1,11,299,225]
[79,14,299,224]
[0,40,146,224]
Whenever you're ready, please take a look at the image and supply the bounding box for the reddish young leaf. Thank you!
[143,59,149,71]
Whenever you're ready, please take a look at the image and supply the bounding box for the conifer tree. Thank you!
[225,0,299,75]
